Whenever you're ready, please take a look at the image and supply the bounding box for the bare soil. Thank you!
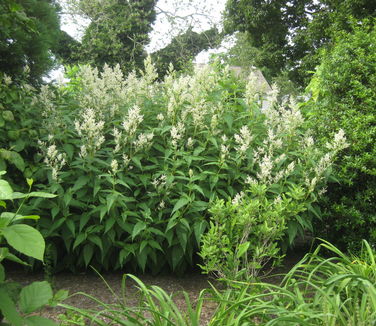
[5,250,305,325]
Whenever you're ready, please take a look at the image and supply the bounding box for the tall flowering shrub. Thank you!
[33,59,347,273]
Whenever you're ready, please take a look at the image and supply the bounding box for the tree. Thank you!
[307,21,376,251]
[224,0,376,85]
[58,0,223,75]
[0,0,61,83]
[151,27,221,77]
[57,0,157,74]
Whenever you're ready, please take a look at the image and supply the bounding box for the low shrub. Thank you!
[32,59,346,273]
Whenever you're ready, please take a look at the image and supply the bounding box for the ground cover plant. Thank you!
[57,239,376,325]
[30,59,347,275]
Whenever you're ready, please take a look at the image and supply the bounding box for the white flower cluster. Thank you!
[232,191,245,205]
[170,122,185,147]
[326,129,348,151]
[133,132,154,151]
[234,126,253,155]
[3,74,12,86]
[122,105,143,136]
[74,108,105,157]
[38,141,66,181]
[220,135,229,162]
[110,159,119,174]
[256,155,274,183]
[78,64,127,118]
[152,174,167,190]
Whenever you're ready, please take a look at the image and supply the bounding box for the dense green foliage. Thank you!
[57,0,157,75]
[224,0,376,84]
[29,61,346,274]
[0,0,61,83]
[151,27,221,78]
[307,22,376,251]
[0,72,42,186]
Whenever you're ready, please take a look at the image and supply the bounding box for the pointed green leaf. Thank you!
[172,197,189,214]
[73,233,87,250]
[2,224,45,261]
[132,221,146,240]
[72,175,90,192]
[237,241,250,258]
[83,243,94,267]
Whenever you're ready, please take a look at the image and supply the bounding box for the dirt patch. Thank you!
[5,251,305,324]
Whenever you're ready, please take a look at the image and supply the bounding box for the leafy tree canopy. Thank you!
[224,0,376,85]
[58,0,223,76]
[0,0,61,83]
[151,27,221,77]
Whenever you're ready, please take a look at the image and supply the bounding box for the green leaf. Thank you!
[172,197,189,214]
[0,212,39,221]
[88,235,103,252]
[2,224,45,261]
[72,175,90,192]
[171,245,183,271]
[9,151,25,171]
[0,263,4,282]
[106,193,118,213]
[193,220,207,244]
[0,179,13,200]
[177,227,188,253]
[132,221,146,240]
[139,240,148,253]
[27,191,56,198]
[237,242,250,258]
[63,144,74,160]
[19,281,53,314]
[83,243,94,267]
[11,191,57,199]
[287,221,298,245]
[131,156,142,169]
[25,315,58,326]
[73,233,87,250]
[0,288,23,326]
[137,248,148,272]
[0,247,28,265]
[104,217,116,233]
[148,240,164,252]
[51,289,69,305]
[65,219,75,237]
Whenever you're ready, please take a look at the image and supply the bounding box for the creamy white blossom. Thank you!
[235,126,253,154]
[74,108,105,156]
[133,132,154,150]
[122,105,143,136]
[232,191,245,205]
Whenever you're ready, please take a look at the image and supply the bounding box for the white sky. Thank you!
[58,0,229,64]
